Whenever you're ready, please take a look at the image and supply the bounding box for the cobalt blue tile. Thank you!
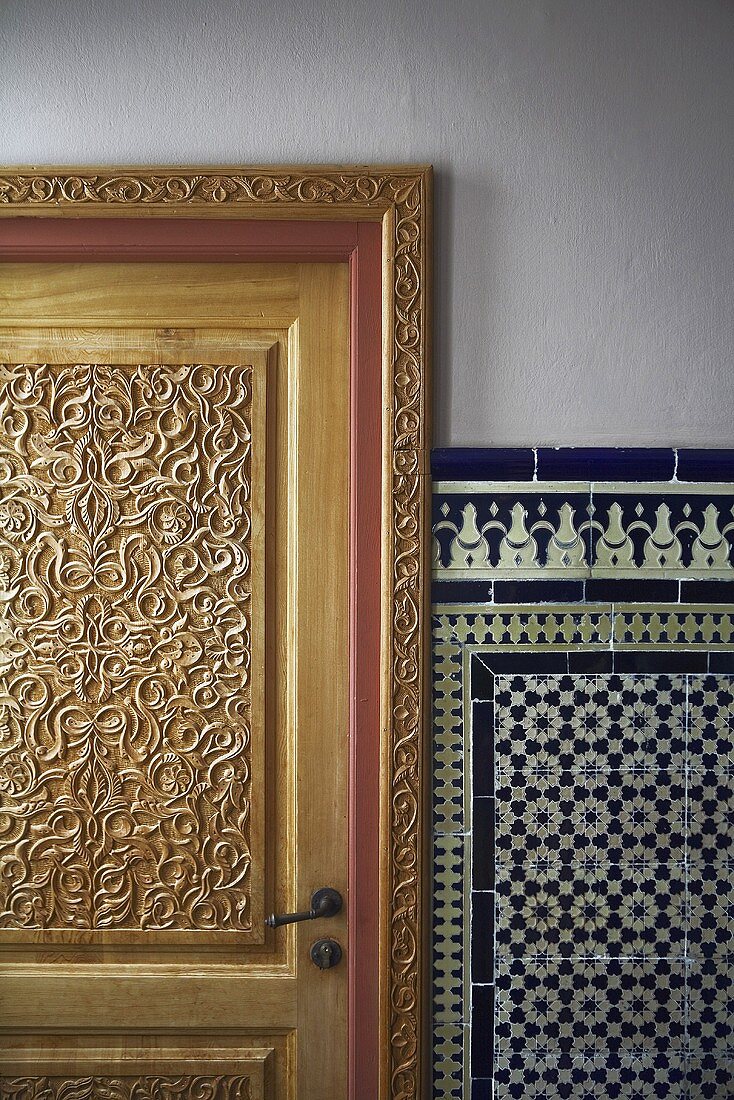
[536,446,675,482]
[568,650,614,673]
[473,799,494,890]
[431,447,535,481]
[472,891,494,982]
[710,652,734,673]
[473,701,494,797]
[471,985,494,1077]
[493,579,586,604]
[676,448,734,482]
[472,652,568,679]
[585,578,680,603]
[681,580,734,604]
[614,650,709,673]
[432,579,494,604]
[471,653,497,700]
[471,1080,493,1100]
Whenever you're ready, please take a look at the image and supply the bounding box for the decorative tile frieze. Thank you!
[433,482,734,580]
[433,607,613,648]
[436,605,734,649]
[433,486,593,578]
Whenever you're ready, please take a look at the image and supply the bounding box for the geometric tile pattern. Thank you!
[494,1052,689,1099]
[432,645,734,1097]
[433,833,465,1022]
[431,637,468,1099]
[433,1023,466,1100]
[433,642,465,832]
[494,673,734,1096]
[433,607,615,648]
[495,957,688,1054]
[432,606,734,650]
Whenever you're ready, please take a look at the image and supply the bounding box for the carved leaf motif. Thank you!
[0,362,253,931]
[0,1077,251,1100]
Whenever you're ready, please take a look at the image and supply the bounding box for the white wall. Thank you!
[2,0,732,447]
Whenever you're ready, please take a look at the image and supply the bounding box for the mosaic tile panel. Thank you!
[494,1052,688,1099]
[492,675,728,1073]
[430,450,734,1100]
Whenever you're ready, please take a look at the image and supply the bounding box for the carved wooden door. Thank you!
[0,263,350,1099]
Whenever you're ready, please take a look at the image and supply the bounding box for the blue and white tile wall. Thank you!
[431,449,734,1100]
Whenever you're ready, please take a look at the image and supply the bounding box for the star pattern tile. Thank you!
[489,674,734,1100]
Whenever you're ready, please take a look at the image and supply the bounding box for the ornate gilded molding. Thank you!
[0,170,421,211]
[0,166,432,1100]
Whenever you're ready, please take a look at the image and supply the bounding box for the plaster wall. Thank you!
[2,0,732,447]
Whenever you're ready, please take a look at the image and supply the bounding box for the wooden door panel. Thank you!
[0,1034,281,1100]
[0,264,349,1097]
[0,356,266,948]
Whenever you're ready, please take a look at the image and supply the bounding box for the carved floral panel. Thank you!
[0,362,253,931]
[0,1077,251,1100]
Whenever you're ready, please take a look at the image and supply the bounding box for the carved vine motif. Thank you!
[0,172,420,209]
[0,167,429,1100]
[388,178,424,1100]
[0,362,253,931]
[0,1076,251,1100]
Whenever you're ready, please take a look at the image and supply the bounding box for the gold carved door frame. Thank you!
[0,165,433,1100]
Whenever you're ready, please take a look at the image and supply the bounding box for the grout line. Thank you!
[465,643,473,1097]
[492,690,499,1090]
[684,672,691,1058]
[588,479,595,574]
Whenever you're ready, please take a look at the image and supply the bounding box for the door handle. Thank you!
[265,887,343,929]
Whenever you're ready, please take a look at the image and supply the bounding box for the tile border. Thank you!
[431,448,734,483]
[431,607,734,1099]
